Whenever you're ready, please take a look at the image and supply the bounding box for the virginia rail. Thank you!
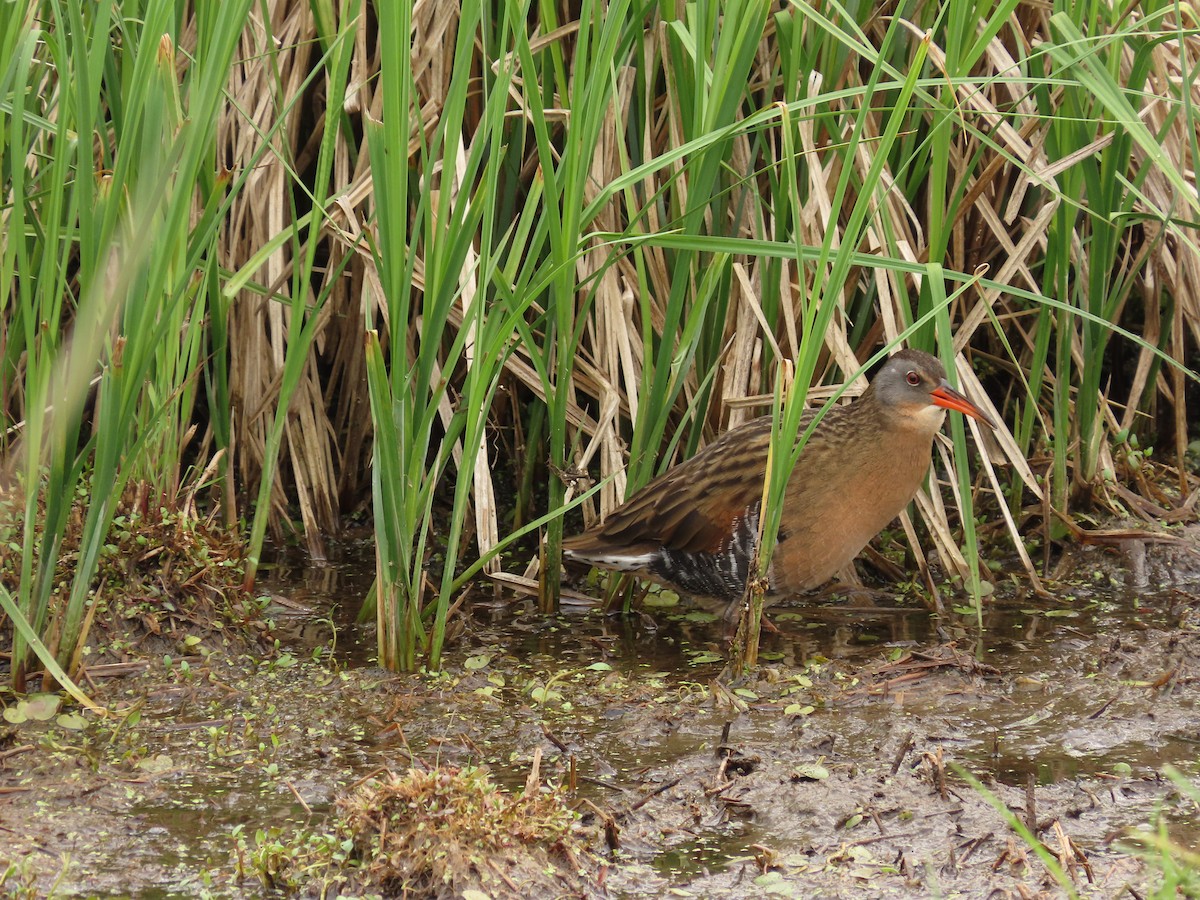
[562,349,994,619]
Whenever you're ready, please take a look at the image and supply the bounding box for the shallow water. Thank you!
[5,544,1198,897]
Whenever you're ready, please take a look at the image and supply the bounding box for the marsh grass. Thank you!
[2,0,1199,686]
[1,0,252,694]
[960,763,1200,899]
[1120,768,1200,898]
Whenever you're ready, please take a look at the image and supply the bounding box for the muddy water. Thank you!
[3,544,1198,897]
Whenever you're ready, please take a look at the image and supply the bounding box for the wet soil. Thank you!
[2,541,1199,898]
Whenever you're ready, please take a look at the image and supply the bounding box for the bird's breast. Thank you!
[769,428,934,593]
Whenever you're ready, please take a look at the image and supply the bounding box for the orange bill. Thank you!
[931,382,996,428]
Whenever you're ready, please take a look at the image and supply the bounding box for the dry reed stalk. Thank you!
[578,68,637,518]
[218,1,345,554]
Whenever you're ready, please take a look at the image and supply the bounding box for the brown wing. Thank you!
[564,415,775,558]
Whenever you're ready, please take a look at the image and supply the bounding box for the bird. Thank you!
[561,349,995,620]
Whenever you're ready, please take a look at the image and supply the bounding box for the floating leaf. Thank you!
[733,688,758,700]
[754,871,799,896]
[137,754,174,774]
[530,687,561,704]
[792,762,829,781]
[689,652,723,666]
[56,713,89,730]
[585,662,612,672]
[784,704,815,717]
[24,694,61,721]
[464,654,492,671]
[642,591,680,608]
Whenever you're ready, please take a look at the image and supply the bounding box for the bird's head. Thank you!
[870,349,996,433]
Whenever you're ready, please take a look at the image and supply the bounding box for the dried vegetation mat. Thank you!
[245,750,605,899]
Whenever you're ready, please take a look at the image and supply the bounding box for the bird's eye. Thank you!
[905,370,921,386]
